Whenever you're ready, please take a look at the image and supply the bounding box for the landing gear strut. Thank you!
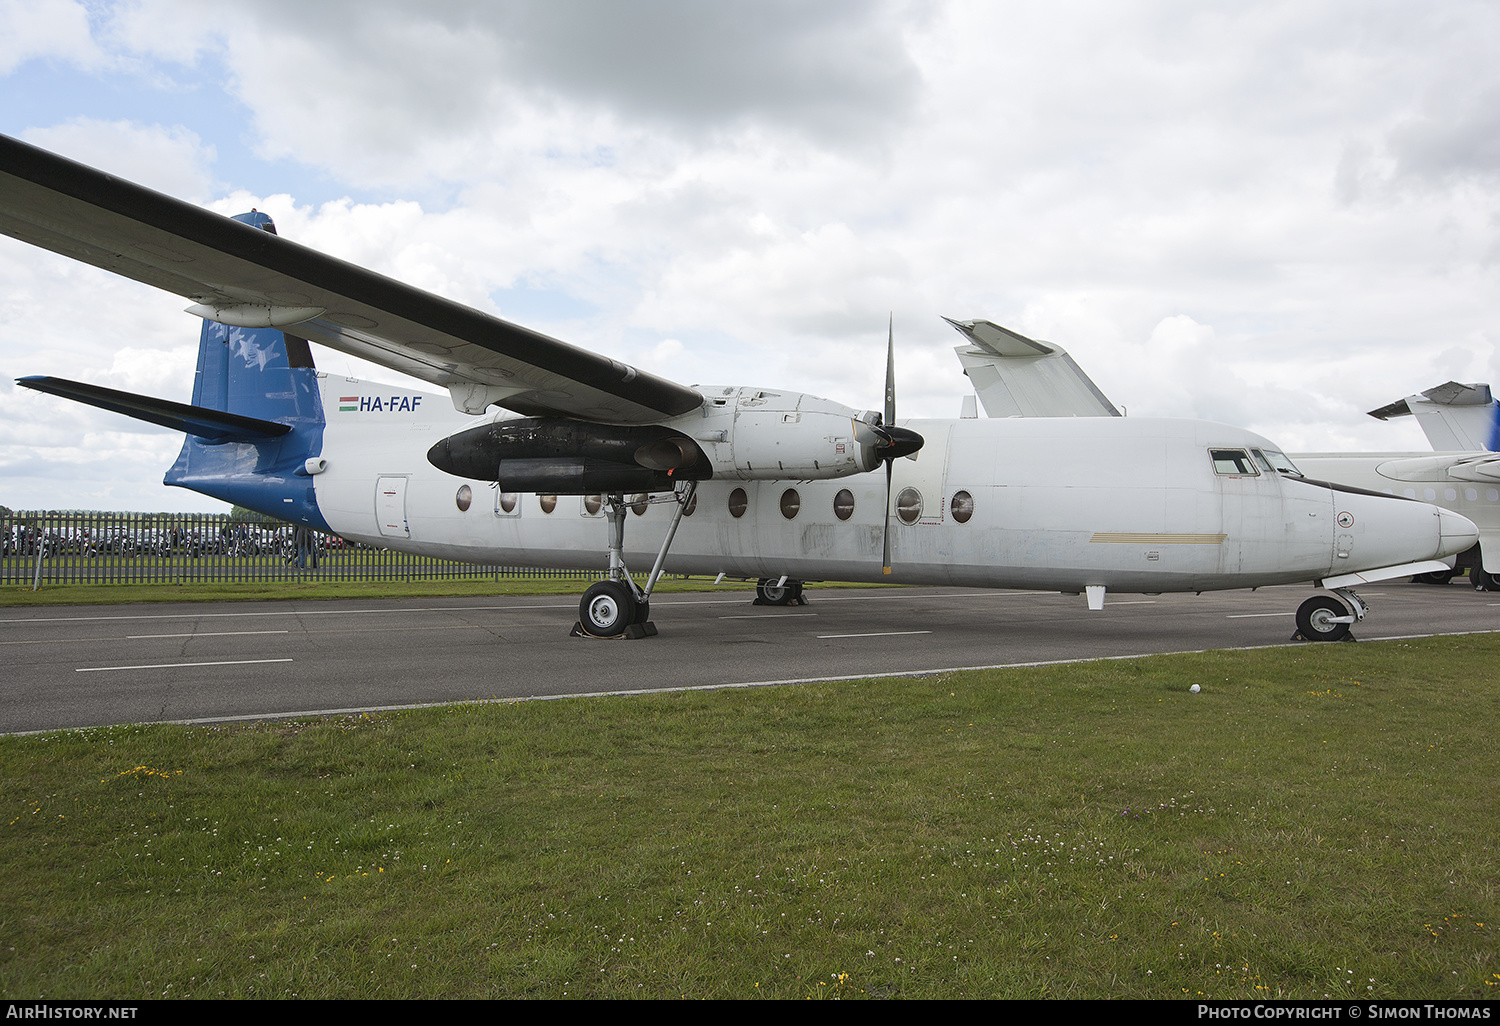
[572,481,696,639]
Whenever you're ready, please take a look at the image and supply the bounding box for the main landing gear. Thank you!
[755,577,806,606]
[1293,588,1368,643]
[572,482,697,639]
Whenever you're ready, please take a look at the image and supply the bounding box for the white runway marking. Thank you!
[126,630,290,639]
[719,613,818,619]
[816,630,932,639]
[1227,612,1295,618]
[76,658,294,673]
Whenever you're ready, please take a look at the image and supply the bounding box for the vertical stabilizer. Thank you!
[164,212,329,526]
[945,318,1121,418]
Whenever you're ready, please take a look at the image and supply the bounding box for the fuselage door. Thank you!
[376,476,410,538]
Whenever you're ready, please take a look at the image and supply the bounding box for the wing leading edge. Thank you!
[0,134,703,425]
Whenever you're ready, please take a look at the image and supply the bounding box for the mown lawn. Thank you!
[1,635,1495,999]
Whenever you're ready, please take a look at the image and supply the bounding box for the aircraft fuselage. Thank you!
[302,376,1469,595]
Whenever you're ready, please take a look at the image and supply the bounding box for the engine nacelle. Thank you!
[424,387,924,491]
[689,386,922,480]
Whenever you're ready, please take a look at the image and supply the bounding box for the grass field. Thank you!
[1,634,1496,999]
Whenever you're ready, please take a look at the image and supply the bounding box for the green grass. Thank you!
[1,636,1496,999]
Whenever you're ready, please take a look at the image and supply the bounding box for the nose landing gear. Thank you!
[1293,588,1366,642]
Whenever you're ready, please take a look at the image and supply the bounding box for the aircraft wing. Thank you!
[0,134,703,424]
[944,318,1121,418]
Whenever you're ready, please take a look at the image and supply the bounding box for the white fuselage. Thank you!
[311,376,1472,593]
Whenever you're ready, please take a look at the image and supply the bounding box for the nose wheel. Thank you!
[1293,588,1365,642]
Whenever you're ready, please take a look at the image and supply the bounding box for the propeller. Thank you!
[851,316,924,574]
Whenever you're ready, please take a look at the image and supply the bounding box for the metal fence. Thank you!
[1,510,604,587]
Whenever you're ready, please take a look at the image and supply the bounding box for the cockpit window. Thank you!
[1258,448,1302,476]
[1210,449,1259,475]
[1250,449,1275,474]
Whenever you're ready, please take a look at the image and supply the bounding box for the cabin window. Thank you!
[951,490,974,524]
[1210,449,1258,476]
[455,485,472,512]
[497,492,519,514]
[583,494,603,516]
[538,494,558,514]
[728,487,749,518]
[833,488,856,521]
[630,493,649,516]
[896,487,922,525]
[780,488,801,519]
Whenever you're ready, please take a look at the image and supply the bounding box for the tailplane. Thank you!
[1368,381,1500,452]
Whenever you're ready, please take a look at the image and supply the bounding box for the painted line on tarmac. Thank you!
[76,658,294,673]
[719,613,818,619]
[127,630,290,638]
[816,630,932,639]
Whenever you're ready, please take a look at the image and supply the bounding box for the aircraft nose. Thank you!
[1436,507,1480,559]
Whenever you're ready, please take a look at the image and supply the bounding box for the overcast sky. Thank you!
[4,0,1500,512]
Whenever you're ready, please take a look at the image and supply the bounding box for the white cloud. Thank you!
[5,0,1500,510]
[21,118,217,201]
[0,0,104,74]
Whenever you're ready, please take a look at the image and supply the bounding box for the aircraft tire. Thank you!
[1472,567,1497,591]
[632,597,651,625]
[1413,570,1455,585]
[757,578,802,605]
[580,581,636,637]
[1296,595,1351,642]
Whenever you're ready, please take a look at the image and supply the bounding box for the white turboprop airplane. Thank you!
[0,135,1478,642]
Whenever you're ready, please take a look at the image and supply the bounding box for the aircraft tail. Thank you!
[1367,381,1500,452]
[945,318,1122,419]
[16,212,330,527]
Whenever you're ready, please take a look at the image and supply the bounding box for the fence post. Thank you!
[31,517,45,591]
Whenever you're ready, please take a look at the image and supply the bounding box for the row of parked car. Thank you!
[2,523,353,559]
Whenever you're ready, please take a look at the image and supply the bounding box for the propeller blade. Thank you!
[884,314,896,428]
[882,314,897,574]
[882,458,894,575]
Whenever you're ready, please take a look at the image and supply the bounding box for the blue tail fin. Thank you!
[164,212,329,527]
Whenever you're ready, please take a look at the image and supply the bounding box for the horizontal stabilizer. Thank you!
[1368,381,1492,419]
[1367,380,1500,451]
[16,375,291,443]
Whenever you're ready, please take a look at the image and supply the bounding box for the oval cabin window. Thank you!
[780,488,801,519]
[896,487,922,525]
[950,490,974,524]
[833,488,855,521]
